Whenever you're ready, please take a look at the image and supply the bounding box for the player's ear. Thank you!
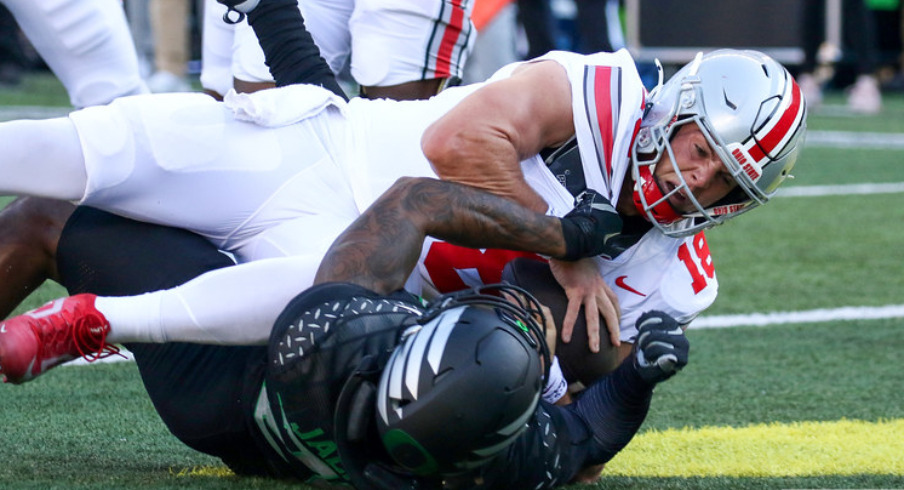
[501,258,620,385]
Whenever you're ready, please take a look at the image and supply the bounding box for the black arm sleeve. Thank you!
[245,0,348,100]
[570,358,654,464]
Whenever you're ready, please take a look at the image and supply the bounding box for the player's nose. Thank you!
[685,160,719,191]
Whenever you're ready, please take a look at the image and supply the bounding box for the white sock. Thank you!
[97,293,166,344]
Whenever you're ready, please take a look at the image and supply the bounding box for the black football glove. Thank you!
[217,0,260,23]
[633,310,689,384]
[558,189,624,261]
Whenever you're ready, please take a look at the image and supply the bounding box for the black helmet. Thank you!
[375,285,548,476]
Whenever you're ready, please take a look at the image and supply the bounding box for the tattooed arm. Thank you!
[315,177,569,294]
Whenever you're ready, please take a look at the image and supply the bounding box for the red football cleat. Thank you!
[0,294,120,384]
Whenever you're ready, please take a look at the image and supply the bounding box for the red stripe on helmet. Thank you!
[748,78,803,163]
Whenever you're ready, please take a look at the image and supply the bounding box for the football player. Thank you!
[0,0,149,317]
[32,174,689,488]
[0,32,806,384]
[211,0,475,100]
[0,0,465,318]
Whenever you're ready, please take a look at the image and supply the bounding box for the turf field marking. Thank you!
[807,129,904,149]
[70,349,134,365]
[605,418,904,477]
[693,304,904,329]
[778,182,904,197]
[0,106,70,121]
[169,466,234,478]
[783,129,904,197]
[163,420,904,479]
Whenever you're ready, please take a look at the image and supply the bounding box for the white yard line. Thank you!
[778,181,904,197]
[0,106,71,122]
[70,349,134,365]
[807,129,904,149]
[693,304,904,329]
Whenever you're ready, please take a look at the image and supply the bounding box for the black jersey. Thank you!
[249,282,424,485]
[250,282,654,489]
[57,207,652,489]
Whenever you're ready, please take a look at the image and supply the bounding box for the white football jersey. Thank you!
[228,0,476,88]
[409,50,718,341]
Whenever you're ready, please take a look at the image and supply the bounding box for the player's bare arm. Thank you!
[317,177,576,293]
[421,60,575,213]
[420,61,622,352]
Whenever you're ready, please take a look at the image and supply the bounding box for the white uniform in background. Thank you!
[1,0,147,108]
[201,0,476,94]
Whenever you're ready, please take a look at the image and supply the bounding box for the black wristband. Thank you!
[559,216,593,261]
[559,190,624,261]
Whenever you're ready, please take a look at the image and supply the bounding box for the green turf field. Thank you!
[1,74,902,489]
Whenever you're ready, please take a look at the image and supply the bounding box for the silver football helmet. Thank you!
[632,49,807,237]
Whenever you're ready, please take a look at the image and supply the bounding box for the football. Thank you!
[502,257,621,386]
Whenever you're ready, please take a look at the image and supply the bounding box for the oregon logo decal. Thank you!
[381,428,439,475]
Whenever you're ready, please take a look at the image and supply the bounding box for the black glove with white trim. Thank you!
[633,310,689,384]
[559,189,623,261]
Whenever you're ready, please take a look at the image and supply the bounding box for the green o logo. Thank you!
[382,428,438,475]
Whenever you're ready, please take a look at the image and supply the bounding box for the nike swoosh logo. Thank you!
[0,323,6,334]
[615,276,646,297]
